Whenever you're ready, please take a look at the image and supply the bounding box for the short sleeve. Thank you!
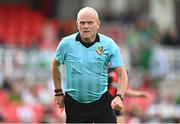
[54,40,66,64]
[109,42,124,68]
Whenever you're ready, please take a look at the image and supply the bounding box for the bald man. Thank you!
[51,7,128,123]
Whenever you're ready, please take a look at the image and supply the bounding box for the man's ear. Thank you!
[97,20,101,29]
[76,21,79,30]
[76,21,78,26]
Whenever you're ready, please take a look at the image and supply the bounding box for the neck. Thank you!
[81,37,96,43]
[81,33,97,43]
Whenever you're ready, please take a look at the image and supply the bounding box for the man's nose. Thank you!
[84,23,89,28]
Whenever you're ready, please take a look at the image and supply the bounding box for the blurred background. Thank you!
[0,0,180,123]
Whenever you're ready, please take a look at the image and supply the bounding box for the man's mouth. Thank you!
[83,31,90,33]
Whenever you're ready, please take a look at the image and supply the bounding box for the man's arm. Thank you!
[126,88,150,98]
[111,66,128,110]
[115,66,128,98]
[51,59,64,108]
[51,59,61,90]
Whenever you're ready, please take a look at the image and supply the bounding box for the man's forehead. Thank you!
[78,12,97,19]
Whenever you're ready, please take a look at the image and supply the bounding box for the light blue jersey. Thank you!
[54,32,124,103]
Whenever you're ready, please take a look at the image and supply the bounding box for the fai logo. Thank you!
[96,46,104,55]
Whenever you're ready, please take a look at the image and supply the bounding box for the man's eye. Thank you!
[88,22,93,24]
[80,22,85,24]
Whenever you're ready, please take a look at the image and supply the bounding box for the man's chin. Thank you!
[82,35,91,39]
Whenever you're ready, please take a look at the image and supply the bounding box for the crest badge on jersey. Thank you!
[96,46,104,55]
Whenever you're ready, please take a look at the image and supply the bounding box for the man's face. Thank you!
[76,13,100,42]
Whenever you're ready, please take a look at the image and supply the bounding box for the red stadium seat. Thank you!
[1,103,20,123]
[0,5,44,47]
[0,90,10,107]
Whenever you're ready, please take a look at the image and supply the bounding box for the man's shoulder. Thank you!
[98,33,114,42]
[98,33,119,50]
[62,32,78,41]
[98,33,116,45]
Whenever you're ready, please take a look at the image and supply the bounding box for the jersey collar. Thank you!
[75,33,100,48]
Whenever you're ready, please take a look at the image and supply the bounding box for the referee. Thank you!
[51,7,128,123]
